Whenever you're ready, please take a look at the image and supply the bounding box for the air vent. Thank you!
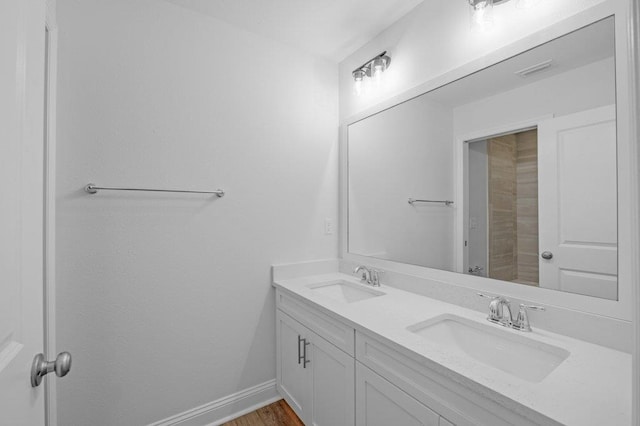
[514,59,553,78]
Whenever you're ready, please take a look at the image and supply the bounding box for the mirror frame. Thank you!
[339,1,636,321]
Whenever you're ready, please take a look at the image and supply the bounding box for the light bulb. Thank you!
[354,79,363,96]
[371,57,387,87]
[352,69,366,96]
[469,0,494,31]
[373,68,383,87]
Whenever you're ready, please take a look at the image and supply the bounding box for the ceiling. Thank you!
[163,0,424,61]
[426,16,615,108]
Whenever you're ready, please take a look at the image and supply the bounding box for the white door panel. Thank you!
[0,0,46,424]
[538,105,617,299]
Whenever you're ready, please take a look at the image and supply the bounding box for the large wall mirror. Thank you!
[348,16,618,301]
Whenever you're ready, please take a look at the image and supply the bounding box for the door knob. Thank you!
[31,352,72,387]
[541,251,553,260]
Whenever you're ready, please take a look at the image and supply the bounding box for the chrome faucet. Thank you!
[353,266,382,287]
[478,293,513,327]
[478,294,545,331]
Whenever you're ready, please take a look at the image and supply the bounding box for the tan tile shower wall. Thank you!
[487,135,517,281]
[516,130,539,285]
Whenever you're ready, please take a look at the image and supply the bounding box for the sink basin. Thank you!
[407,314,570,383]
[308,280,384,303]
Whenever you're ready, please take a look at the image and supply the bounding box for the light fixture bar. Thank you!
[352,51,391,76]
[351,51,391,95]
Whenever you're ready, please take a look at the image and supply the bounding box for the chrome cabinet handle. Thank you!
[297,336,311,368]
[31,352,72,387]
[541,251,553,260]
[303,340,311,368]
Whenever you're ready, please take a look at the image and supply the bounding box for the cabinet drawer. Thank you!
[356,331,560,426]
[277,289,355,356]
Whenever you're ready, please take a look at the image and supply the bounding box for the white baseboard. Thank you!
[148,379,281,426]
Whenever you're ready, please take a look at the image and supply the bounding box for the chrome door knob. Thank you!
[541,251,553,260]
[31,351,72,387]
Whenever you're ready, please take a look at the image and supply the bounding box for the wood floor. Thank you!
[223,399,304,426]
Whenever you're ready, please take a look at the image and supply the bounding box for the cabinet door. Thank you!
[356,362,439,426]
[308,330,355,426]
[277,310,311,421]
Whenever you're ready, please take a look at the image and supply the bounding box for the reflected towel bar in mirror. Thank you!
[84,183,225,197]
[408,198,454,206]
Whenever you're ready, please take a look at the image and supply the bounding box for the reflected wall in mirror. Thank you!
[347,16,618,300]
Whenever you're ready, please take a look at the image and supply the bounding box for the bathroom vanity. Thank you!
[273,2,635,425]
[273,264,630,426]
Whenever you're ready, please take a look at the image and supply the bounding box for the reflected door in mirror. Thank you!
[538,105,617,299]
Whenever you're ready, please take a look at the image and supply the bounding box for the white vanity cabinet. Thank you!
[355,331,561,426]
[276,289,457,426]
[276,293,356,426]
[275,288,561,426]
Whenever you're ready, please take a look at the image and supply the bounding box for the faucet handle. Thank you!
[521,304,545,311]
[478,293,509,303]
[370,269,383,287]
[513,304,545,332]
[478,292,496,299]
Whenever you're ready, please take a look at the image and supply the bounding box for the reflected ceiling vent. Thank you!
[515,59,553,77]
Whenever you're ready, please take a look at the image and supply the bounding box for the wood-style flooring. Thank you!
[223,399,304,426]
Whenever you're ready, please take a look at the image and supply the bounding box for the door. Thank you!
[538,105,618,299]
[355,362,439,426]
[276,311,311,421]
[308,329,355,426]
[0,0,47,425]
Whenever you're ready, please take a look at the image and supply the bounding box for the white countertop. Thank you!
[273,272,631,426]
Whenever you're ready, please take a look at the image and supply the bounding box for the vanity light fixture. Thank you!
[468,0,495,31]
[352,51,391,96]
[468,0,535,31]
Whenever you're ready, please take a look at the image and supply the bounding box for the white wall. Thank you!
[55,1,338,425]
[348,95,454,269]
[339,0,609,121]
